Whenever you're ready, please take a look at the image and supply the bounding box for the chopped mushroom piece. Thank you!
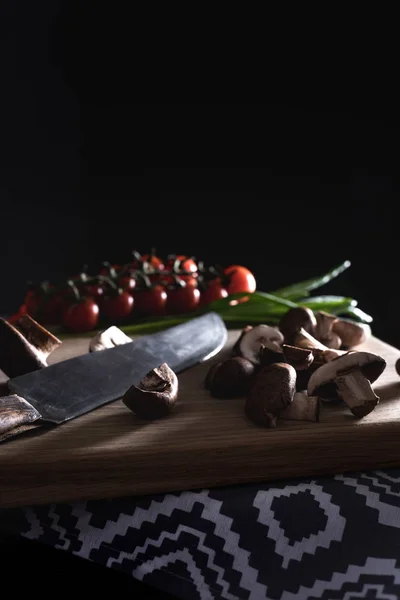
[293,328,348,363]
[204,357,255,398]
[245,362,296,428]
[282,344,316,390]
[0,316,62,378]
[307,351,386,417]
[315,311,342,349]
[235,324,284,365]
[332,318,372,348]
[123,363,179,419]
[279,307,317,344]
[89,326,132,352]
[279,392,320,422]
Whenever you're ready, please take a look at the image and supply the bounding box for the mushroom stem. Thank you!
[279,392,320,422]
[335,369,379,417]
[294,328,348,363]
[315,311,342,349]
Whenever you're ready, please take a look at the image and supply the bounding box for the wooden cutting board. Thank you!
[1,331,400,509]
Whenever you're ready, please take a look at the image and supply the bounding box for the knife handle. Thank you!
[0,394,42,438]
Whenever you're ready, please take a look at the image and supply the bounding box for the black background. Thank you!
[1,2,399,346]
[1,3,400,597]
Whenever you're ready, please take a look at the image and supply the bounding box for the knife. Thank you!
[0,312,227,441]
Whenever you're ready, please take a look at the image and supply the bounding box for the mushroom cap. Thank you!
[279,307,317,344]
[245,362,296,427]
[307,351,386,398]
[238,324,284,365]
[332,318,371,347]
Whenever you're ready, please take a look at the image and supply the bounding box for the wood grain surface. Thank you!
[1,331,400,509]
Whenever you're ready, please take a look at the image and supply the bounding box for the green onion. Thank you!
[272,260,351,300]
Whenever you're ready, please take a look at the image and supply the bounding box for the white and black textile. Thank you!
[2,470,400,599]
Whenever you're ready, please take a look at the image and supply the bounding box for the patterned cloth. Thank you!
[2,470,400,599]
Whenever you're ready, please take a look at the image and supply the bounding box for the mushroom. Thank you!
[0,394,42,437]
[89,326,132,352]
[0,315,62,378]
[315,311,342,349]
[234,324,284,365]
[279,307,317,344]
[245,362,296,428]
[293,328,348,364]
[258,344,284,367]
[279,392,320,422]
[232,325,253,355]
[204,357,255,398]
[122,363,178,419]
[307,351,386,417]
[332,318,372,348]
[282,344,316,390]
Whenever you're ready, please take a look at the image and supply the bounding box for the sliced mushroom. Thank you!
[279,307,317,344]
[279,392,320,422]
[89,326,132,352]
[293,328,348,364]
[282,344,316,390]
[307,351,386,417]
[122,363,179,419]
[235,324,284,365]
[204,356,255,398]
[232,325,253,355]
[258,344,284,367]
[0,316,62,378]
[245,362,296,428]
[332,318,371,348]
[315,311,342,349]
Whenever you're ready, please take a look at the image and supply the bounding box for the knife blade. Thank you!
[0,312,227,438]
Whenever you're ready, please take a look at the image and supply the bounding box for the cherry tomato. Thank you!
[41,292,71,325]
[166,255,197,273]
[166,283,200,314]
[134,285,167,316]
[199,278,228,307]
[224,265,256,294]
[62,298,100,332]
[182,275,198,287]
[118,275,136,292]
[101,291,134,320]
[142,254,165,271]
[24,289,42,316]
[84,283,104,301]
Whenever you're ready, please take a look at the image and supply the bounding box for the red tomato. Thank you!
[101,291,134,320]
[42,293,71,325]
[166,255,198,273]
[142,254,165,271]
[133,285,167,316]
[118,275,136,291]
[199,279,228,307]
[62,298,100,332]
[24,289,42,316]
[166,284,200,314]
[84,283,104,301]
[224,265,256,294]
